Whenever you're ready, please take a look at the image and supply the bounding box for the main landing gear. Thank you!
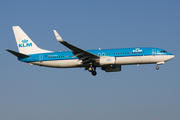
[88,63,97,76]
[92,70,97,76]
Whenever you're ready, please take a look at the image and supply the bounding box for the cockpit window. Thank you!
[161,51,167,53]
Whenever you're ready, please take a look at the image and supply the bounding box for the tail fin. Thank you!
[12,26,52,54]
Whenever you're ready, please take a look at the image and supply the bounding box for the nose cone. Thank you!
[171,55,175,59]
[166,55,174,61]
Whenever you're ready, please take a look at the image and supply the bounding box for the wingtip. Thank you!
[53,30,63,42]
[6,49,11,52]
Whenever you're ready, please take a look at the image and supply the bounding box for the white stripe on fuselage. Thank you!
[30,59,83,68]
[29,55,174,68]
[116,55,174,65]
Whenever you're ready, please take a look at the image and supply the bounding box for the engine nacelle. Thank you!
[102,65,121,72]
[99,57,116,65]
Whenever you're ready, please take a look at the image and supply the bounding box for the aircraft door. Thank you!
[39,55,43,62]
[152,49,156,55]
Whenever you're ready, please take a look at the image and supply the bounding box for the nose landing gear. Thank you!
[156,66,159,70]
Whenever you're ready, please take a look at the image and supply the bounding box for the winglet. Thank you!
[53,30,63,42]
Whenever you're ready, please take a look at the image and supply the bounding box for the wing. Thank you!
[53,30,99,64]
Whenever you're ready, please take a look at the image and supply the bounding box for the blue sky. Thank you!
[0,0,180,120]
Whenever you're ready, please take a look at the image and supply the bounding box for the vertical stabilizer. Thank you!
[12,26,52,54]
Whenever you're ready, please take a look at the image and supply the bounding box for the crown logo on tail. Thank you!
[22,39,28,43]
[19,39,32,48]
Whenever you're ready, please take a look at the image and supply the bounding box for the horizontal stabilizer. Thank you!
[6,49,30,58]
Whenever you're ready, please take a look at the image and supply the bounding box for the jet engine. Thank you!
[99,57,116,65]
[102,65,121,72]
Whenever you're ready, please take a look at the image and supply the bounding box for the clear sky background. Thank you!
[0,0,180,120]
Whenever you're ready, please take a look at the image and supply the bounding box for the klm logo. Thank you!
[133,48,142,52]
[19,39,32,48]
[107,58,111,61]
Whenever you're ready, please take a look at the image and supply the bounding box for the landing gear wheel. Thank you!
[88,67,93,72]
[156,66,159,70]
[92,71,97,76]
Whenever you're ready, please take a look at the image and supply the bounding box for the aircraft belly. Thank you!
[116,56,144,64]
[30,61,55,67]
[30,59,81,68]
[116,57,135,64]
[149,55,164,63]
[116,55,171,65]
[56,59,81,68]
[116,56,151,65]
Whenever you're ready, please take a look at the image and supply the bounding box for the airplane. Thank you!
[6,26,174,76]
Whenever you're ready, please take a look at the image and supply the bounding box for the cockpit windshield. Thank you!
[161,51,167,53]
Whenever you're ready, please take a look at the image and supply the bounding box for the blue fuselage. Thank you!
[19,47,174,68]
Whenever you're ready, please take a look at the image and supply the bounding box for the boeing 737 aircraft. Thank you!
[6,26,174,76]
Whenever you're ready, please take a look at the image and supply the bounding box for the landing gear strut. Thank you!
[88,63,97,76]
[88,63,93,72]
